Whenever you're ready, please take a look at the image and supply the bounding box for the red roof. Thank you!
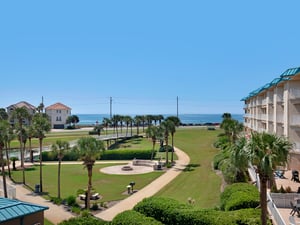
[45,102,71,110]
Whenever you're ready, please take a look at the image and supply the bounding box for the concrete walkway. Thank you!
[11,180,74,225]
[7,147,190,224]
[94,147,190,221]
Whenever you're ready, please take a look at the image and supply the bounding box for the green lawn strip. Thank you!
[155,128,222,208]
[44,218,54,225]
[11,164,163,202]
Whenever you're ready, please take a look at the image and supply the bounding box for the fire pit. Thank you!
[122,165,133,171]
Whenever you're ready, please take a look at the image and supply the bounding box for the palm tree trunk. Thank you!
[86,166,93,210]
[171,134,174,164]
[165,137,169,165]
[1,147,8,198]
[151,141,155,160]
[5,143,11,179]
[58,159,61,199]
[22,142,26,184]
[29,138,33,163]
[260,175,268,225]
[39,138,43,193]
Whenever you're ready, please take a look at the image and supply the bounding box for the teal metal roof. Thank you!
[280,67,300,77]
[0,197,48,222]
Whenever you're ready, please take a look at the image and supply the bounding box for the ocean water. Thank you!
[77,114,244,126]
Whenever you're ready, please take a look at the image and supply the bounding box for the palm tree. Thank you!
[77,137,104,209]
[134,116,142,135]
[166,116,180,163]
[18,128,28,184]
[220,117,243,144]
[0,120,10,197]
[4,127,15,178]
[94,124,104,136]
[102,118,111,135]
[11,107,30,168]
[51,140,70,199]
[27,125,36,163]
[123,116,132,137]
[146,125,161,160]
[32,113,51,193]
[0,108,8,120]
[160,120,174,165]
[235,132,292,225]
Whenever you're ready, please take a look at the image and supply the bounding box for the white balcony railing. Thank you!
[290,89,300,100]
[290,115,300,126]
[276,114,284,123]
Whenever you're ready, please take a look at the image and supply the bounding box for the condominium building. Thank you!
[242,67,300,170]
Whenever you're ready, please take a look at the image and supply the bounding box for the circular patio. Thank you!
[100,163,153,175]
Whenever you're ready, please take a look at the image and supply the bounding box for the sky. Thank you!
[1,1,300,115]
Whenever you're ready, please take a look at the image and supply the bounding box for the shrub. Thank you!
[101,149,154,160]
[134,197,263,225]
[66,195,77,206]
[112,210,163,225]
[213,151,229,170]
[219,159,237,184]
[220,183,259,211]
[58,215,108,225]
[158,145,173,152]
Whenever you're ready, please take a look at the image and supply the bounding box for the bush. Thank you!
[101,149,154,160]
[218,159,237,184]
[66,195,77,207]
[112,210,163,225]
[213,151,229,170]
[220,183,259,211]
[58,215,108,225]
[134,197,263,225]
[158,145,173,152]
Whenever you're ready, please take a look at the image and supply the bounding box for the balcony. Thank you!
[276,94,284,103]
[276,114,284,124]
[290,115,300,127]
[290,89,300,100]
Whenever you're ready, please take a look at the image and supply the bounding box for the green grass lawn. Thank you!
[155,127,222,208]
[11,163,163,202]
[11,127,222,210]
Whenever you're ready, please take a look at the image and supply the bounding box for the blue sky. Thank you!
[1,1,300,115]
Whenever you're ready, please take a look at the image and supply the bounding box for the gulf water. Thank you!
[77,114,243,126]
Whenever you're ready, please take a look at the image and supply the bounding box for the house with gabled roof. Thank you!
[45,102,71,129]
[0,197,48,225]
[6,101,36,126]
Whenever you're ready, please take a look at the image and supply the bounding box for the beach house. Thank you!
[45,102,71,129]
[242,66,300,170]
[6,101,36,126]
[0,197,48,225]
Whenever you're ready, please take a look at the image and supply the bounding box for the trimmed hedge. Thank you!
[101,149,154,160]
[220,183,259,211]
[42,149,155,161]
[112,210,163,225]
[58,216,109,225]
[134,197,263,225]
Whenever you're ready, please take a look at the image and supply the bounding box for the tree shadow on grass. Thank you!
[183,163,201,172]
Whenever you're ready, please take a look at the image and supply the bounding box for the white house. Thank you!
[45,102,71,129]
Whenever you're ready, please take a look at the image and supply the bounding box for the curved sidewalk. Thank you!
[94,146,190,221]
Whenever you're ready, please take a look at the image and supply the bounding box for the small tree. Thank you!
[76,137,104,209]
[52,140,70,199]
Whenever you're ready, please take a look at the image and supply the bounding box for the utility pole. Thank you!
[177,96,179,118]
[110,97,112,119]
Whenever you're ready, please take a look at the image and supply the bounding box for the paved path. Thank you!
[7,147,189,224]
[94,147,190,221]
